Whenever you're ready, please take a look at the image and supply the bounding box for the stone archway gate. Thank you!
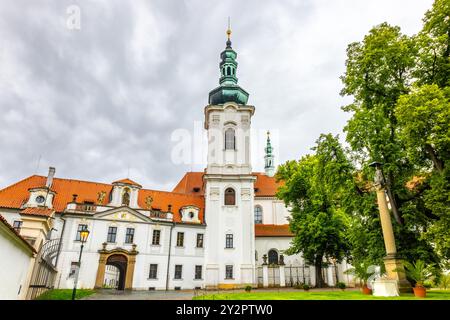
[94,244,138,290]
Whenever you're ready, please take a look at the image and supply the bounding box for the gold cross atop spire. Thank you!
[226,16,232,40]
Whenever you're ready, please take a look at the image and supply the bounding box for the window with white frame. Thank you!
[75,224,88,241]
[174,265,183,279]
[149,264,158,279]
[225,128,235,150]
[254,206,263,224]
[152,230,161,245]
[195,265,202,280]
[225,265,233,279]
[225,234,233,248]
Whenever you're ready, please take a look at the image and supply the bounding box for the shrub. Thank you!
[244,285,252,292]
[293,282,304,289]
[344,262,376,287]
[423,282,432,289]
[395,260,434,287]
[302,284,310,291]
[440,274,450,289]
[337,282,346,290]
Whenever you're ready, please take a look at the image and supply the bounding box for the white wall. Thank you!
[255,237,305,266]
[0,223,35,299]
[0,210,23,228]
[55,213,206,290]
[254,199,290,225]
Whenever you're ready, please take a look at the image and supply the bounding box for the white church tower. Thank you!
[204,26,256,289]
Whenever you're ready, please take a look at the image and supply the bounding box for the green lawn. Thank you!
[193,289,450,300]
[35,289,95,300]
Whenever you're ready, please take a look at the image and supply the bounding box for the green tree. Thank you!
[414,0,450,88]
[396,84,449,173]
[340,21,441,267]
[341,22,416,225]
[396,84,450,260]
[276,134,351,287]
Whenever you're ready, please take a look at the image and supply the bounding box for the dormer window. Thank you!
[35,195,45,204]
[180,206,201,224]
[122,188,130,206]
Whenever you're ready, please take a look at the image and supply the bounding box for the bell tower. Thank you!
[264,131,275,177]
[203,24,256,289]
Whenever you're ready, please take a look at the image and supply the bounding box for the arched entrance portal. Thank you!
[95,245,138,290]
[105,254,127,290]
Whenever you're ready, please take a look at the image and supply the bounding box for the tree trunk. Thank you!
[425,144,444,173]
[314,259,325,288]
[385,174,403,225]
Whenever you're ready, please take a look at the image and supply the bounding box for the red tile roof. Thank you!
[0,175,204,223]
[252,172,284,196]
[172,172,205,195]
[172,172,283,197]
[255,224,293,237]
[138,189,204,223]
[112,178,142,188]
[20,207,55,217]
[0,214,37,253]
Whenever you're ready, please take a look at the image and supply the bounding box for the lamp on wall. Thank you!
[71,227,90,300]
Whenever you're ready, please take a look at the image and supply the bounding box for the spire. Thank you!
[265,131,273,155]
[264,131,275,177]
[226,17,232,48]
[208,20,249,105]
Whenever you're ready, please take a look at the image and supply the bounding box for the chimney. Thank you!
[46,167,55,188]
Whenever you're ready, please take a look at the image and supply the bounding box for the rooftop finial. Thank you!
[226,17,232,40]
[226,17,232,48]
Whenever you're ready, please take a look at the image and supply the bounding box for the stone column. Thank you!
[375,187,397,255]
[262,265,269,288]
[279,265,286,287]
[95,253,107,289]
[371,163,411,293]
[262,254,269,288]
[125,255,136,290]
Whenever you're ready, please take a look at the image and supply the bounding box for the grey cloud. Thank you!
[0,0,433,190]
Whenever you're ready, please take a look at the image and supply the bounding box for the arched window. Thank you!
[224,188,235,206]
[225,128,235,150]
[227,66,231,75]
[122,188,130,206]
[268,249,279,265]
[254,206,263,224]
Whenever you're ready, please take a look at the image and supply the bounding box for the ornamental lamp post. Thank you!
[369,162,411,293]
[71,227,90,300]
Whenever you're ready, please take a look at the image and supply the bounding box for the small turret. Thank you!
[264,131,275,177]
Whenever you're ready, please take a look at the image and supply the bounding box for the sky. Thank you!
[0,0,434,191]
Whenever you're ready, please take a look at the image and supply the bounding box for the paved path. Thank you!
[84,289,196,300]
[83,287,359,300]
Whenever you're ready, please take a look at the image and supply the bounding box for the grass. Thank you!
[35,289,95,300]
[193,289,450,300]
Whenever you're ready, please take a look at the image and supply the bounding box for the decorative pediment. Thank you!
[94,206,150,223]
[180,205,201,224]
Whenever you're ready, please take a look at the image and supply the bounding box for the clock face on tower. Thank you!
[36,195,45,204]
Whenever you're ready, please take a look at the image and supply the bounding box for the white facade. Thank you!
[0,218,36,299]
